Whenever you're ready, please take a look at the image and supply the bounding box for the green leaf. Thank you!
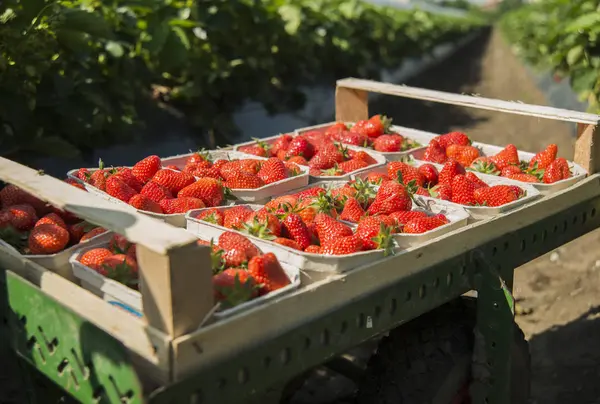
[571,69,598,94]
[60,9,114,39]
[566,45,584,66]
[566,12,600,32]
[26,136,81,159]
[171,26,191,50]
[146,22,170,54]
[55,29,91,53]
[105,41,124,58]
[278,5,302,35]
[169,19,198,28]
[158,27,189,71]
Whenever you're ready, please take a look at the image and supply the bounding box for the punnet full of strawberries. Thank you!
[71,153,303,215]
[236,123,390,177]
[363,160,528,207]
[0,184,109,255]
[421,131,573,184]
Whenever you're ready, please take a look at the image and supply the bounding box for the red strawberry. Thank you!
[490,144,519,170]
[284,162,302,177]
[100,254,138,288]
[281,213,312,250]
[218,232,261,267]
[271,134,294,156]
[324,122,349,137]
[28,223,69,254]
[389,210,428,227]
[105,176,137,203]
[543,157,570,184]
[243,211,282,238]
[286,137,315,160]
[132,155,161,184]
[196,208,225,226]
[80,227,108,242]
[387,162,425,186]
[128,194,163,213]
[178,178,225,207]
[7,204,37,231]
[159,197,205,214]
[349,150,378,165]
[265,195,298,212]
[294,187,326,200]
[338,159,369,174]
[465,172,489,189]
[74,168,91,182]
[429,184,452,201]
[470,158,500,176]
[373,134,404,152]
[35,213,67,230]
[238,140,271,157]
[0,185,48,215]
[506,173,540,183]
[351,115,391,138]
[140,181,172,203]
[364,172,389,184]
[334,130,371,147]
[339,197,366,223]
[185,150,212,169]
[212,269,258,306]
[109,234,134,255]
[500,165,522,177]
[79,248,113,270]
[438,160,466,186]
[403,216,448,234]
[423,139,447,163]
[224,171,265,189]
[446,144,480,167]
[257,158,288,184]
[417,164,439,187]
[113,168,144,192]
[356,217,395,251]
[473,185,519,207]
[304,245,321,253]
[529,144,558,170]
[273,238,302,250]
[287,156,308,166]
[308,143,347,170]
[434,132,471,149]
[451,175,476,205]
[320,235,364,255]
[64,178,87,190]
[68,222,95,243]
[152,169,196,194]
[415,186,430,196]
[314,213,353,245]
[248,253,290,294]
[223,206,254,229]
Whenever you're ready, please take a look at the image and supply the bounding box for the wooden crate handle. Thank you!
[335,78,600,173]
[0,158,213,338]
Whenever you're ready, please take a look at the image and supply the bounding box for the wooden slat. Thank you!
[172,175,600,378]
[335,86,369,122]
[336,78,600,125]
[574,123,600,174]
[0,158,197,254]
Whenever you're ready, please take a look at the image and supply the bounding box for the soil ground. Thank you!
[292,28,600,404]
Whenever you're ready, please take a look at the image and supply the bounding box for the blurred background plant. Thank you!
[0,0,483,160]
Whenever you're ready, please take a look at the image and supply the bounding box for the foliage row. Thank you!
[0,0,482,158]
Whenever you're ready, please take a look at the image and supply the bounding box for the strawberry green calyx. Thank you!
[371,223,395,257]
[241,216,276,240]
[321,166,342,176]
[97,158,105,171]
[102,261,138,289]
[380,115,394,134]
[217,273,258,309]
[471,160,500,176]
[0,226,27,252]
[310,192,339,215]
[333,142,350,160]
[222,186,238,201]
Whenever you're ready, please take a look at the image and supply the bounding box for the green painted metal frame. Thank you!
[2,191,600,404]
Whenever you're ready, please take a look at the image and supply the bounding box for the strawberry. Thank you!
[417,164,439,187]
[273,237,302,250]
[349,150,378,165]
[109,234,134,255]
[415,187,430,196]
[224,171,265,189]
[308,143,347,170]
[473,185,518,207]
[304,245,321,253]
[508,185,525,198]
[6,204,37,231]
[529,144,558,170]
[364,172,389,185]
[543,157,570,184]
[295,187,326,200]
[35,213,67,229]
[271,134,294,156]
[438,160,466,186]
[28,223,69,254]
[132,155,161,184]
[387,162,425,186]
[178,178,225,207]
[403,216,448,234]
[188,167,223,180]
[314,213,353,245]
[351,115,392,138]
[248,252,290,293]
[338,159,369,174]
[159,197,205,214]
[0,210,13,229]
[80,227,108,242]
[286,137,315,160]
[320,235,364,255]
[223,206,254,229]
[451,175,476,205]
[470,158,500,176]
[506,173,540,183]
[280,213,312,250]
[238,139,271,157]
[465,172,489,189]
[356,217,395,251]
[79,248,114,270]
[213,269,258,306]
[100,254,138,288]
[334,130,371,147]
[68,221,96,243]
[88,169,109,191]
[165,165,180,171]
[389,210,428,227]
[324,122,349,137]
[151,169,196,194]
[0,185,48,214]
[287,156,308,166]
[218,232,261,263]
[428,184,452,201]
[243,211,282,238]
[128,194,163,213]
[105,176,137,203]
[185,150,212,168]
[373,134,404,152]
[265,195,298,212]
[74,168,91,182]
[423,139,447,163]
[490,144,519,170]
[196,208,225,226]
[284,162,302,177]
[64,178,87,190]
[113,168,144,192]
[140,181,172,203]
[500,165,522,177]
[446,144,480,167]
[258,158,288,184]
[339,197,365,223]
[434,132,471,149]
[368,182,412,215]
[296,194,338,224]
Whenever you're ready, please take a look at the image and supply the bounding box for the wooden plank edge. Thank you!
[171,174,600,378]
[336,78,600,125]
[0,158,198,254]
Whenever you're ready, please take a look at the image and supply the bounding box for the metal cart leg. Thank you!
[470,250,515,404]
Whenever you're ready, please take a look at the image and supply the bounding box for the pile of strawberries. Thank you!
[237,129,382,177]
[77,234,138,289]
[0,184,108,255]
[363,160,527,207]
[421,132,571,184]
[199,232,290,308]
